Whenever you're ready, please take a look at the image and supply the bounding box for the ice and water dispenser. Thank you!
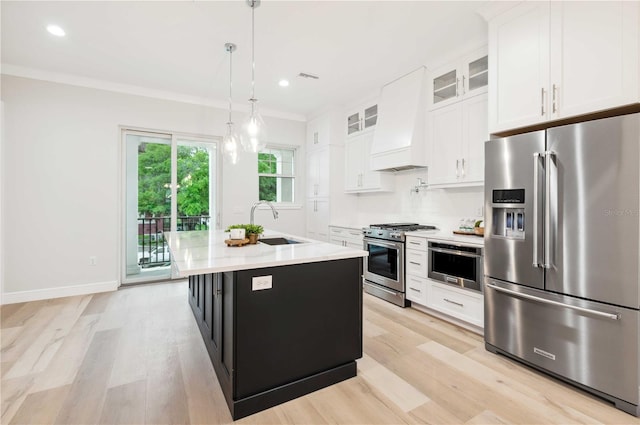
[491,189,525,240]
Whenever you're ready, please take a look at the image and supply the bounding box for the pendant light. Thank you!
[241,0,267,153]
[222,42,240,164]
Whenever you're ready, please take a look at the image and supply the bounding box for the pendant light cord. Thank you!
[250,1,256,104]
[228,46,233,124]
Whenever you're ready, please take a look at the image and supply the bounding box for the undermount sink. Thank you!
[259,237,304,246]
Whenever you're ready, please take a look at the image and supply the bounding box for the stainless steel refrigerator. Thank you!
[484,112,640,416]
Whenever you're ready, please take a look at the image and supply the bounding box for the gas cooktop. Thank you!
[365,223,437,241]
[369,223,437,232]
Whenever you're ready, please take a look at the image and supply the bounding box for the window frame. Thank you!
[258,144,297,205]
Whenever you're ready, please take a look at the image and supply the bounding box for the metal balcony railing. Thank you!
[137,215,210,268]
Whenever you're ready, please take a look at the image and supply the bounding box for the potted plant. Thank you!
[244,224,264,244]
[225,224,264,244]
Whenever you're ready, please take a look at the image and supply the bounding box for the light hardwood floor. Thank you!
[2,280,638,424]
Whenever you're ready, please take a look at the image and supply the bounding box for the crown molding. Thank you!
[1,63,307,122]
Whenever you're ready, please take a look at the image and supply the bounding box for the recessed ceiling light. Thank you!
[278,79,290,87]
[47,25,65,37]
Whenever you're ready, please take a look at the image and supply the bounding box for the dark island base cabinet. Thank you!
[188,258,363,420]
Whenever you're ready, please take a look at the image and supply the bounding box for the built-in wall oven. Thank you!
[363,223,436,307]
[428,241,483,292]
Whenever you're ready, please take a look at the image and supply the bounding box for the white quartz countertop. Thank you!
[405,230,485,246]
[165,229,368,277]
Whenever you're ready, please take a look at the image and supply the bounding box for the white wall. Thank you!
[1,75,305,301]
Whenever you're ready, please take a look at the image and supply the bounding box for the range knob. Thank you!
[389,231,402,239]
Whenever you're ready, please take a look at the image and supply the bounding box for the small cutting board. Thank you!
[225,238,250,247]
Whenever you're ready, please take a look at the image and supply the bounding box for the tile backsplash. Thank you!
[348,170,484,231]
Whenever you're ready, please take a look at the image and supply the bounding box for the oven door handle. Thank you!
[428,247,482,258]
[365,283,399,296]
[363,238,403,250]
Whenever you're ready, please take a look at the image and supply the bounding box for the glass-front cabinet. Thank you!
[429,46,488,110]
[346,103,378,135]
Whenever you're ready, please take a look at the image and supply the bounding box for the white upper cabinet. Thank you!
[344,131,393,193]
[429,46,488,110]
[306,113,334,151]
[428,94,488,187]
[549,1,639,119]
[488,2,550,132]
[346,103,378,136]
[489,1,639,134]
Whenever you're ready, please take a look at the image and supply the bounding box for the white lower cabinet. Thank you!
[307,199,330,241]
[426,281,484,328]
[406,275,428,305]
[405,236,483,328]
[406,250,428,277]
[405,236,428,304]
[328,225,364,249]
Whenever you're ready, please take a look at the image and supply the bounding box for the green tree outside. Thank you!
[258,152,277,202]
[137,143,210,217]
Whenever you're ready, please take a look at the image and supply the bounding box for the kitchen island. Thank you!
[165,230,367,420]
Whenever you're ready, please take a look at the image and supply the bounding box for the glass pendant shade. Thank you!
[242,0,267,154]
[241,100,267,153]
[222,122,240,164]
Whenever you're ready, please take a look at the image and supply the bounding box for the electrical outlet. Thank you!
[89,256,97,266]
[252,275,272,291]
[476,206,483,217]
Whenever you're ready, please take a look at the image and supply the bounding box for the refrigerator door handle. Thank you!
[543,150,555,269]
[533,152,541,268]
[486,283,621,320]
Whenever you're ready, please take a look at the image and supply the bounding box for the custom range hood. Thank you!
[370,67,428,172]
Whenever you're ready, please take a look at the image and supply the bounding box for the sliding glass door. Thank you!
[122,129,219,284]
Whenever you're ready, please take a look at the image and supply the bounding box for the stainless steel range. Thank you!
[363,223,436,307]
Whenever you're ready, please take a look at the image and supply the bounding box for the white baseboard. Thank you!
[1,280,119,305]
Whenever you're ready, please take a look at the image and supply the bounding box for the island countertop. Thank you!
[165,229,368,277]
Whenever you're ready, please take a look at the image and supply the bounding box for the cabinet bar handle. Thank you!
[552,84,557,114]
[486,283,620,320]
[461,158,466,177]
[456,77,460,96]
[410,287,422,292]
[456,159,460,178]
[444,298,463,307]
[409,241,421,245]
[541,87,546,116]
[462,75,466,94]
[409,261,422,266]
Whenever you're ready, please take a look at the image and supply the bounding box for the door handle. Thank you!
[532,152,541,268]
[544,150,555,269]
[486,283,620,320]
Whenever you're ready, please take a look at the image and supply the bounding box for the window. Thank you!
[258,146,296,203]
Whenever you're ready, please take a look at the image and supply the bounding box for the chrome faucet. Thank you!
[250,201,279,225]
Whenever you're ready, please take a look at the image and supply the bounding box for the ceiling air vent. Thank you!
[298,72,319,80]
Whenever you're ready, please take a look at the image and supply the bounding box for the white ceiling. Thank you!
[1,1,489,120]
